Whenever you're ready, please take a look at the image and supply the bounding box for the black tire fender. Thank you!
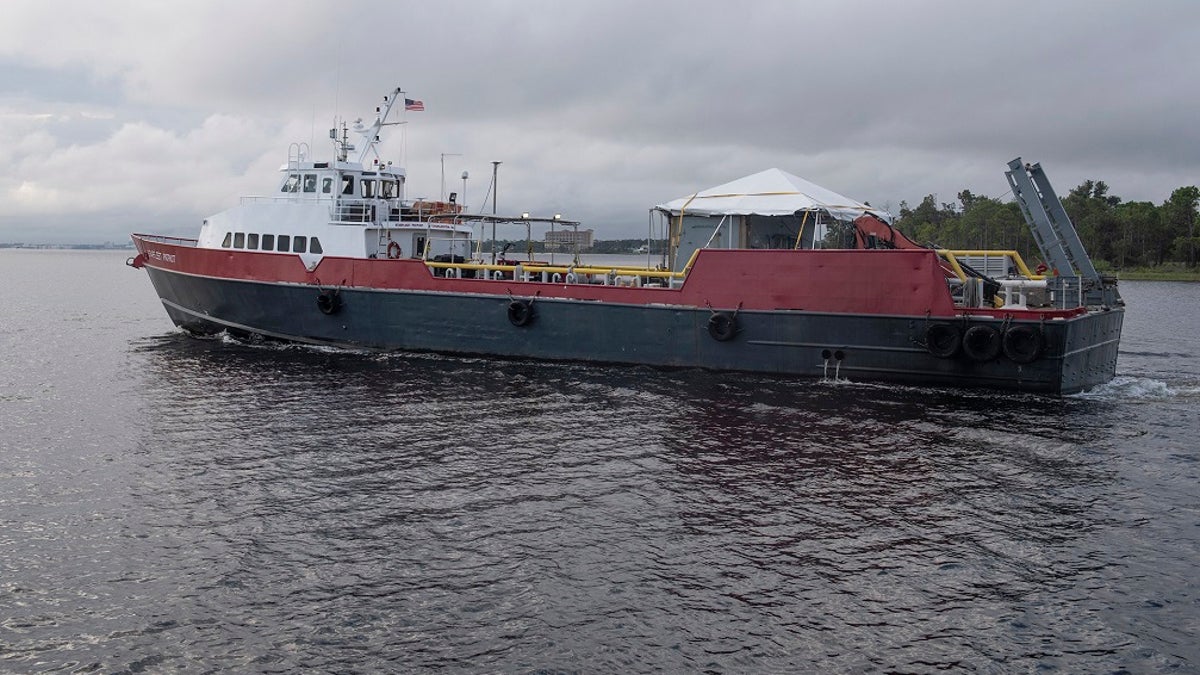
[962,324,1002,362]
[507,299,534,327]
[707,312,737,342]
[317,290,341,315]
[1002,325,1044,364]
[925,323,962,358]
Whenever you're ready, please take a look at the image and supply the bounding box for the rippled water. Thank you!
[2,250,1198,672]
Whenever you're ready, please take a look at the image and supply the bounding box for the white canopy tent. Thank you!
[655,168,888,222]
[652,168,890,272]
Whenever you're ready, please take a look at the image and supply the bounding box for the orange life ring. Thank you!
[387,241,402,259]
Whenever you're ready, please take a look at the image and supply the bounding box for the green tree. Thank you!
[1113,201,1161,268]
[895,194,959,248]
[894,191,1029,259]
[958,191,1027,256]
[1163,186,1200,267]
[1061,180,1122,265]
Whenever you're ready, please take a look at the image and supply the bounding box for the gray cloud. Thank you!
[1,0,1197,243]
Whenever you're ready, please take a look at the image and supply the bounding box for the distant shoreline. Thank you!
[0,243,136,250]
[1114,270,1200,282]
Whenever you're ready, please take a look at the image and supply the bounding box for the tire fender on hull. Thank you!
[1002,325,1044,364]
[707,312,737,342]
[317,290,342,315]
[508,299,535,327]
[962,324,1002,362]
[925,323,962,358]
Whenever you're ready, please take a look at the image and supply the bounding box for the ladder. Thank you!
[1004,158,1100,284]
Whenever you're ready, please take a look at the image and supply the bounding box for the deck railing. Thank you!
[424,260,685,287]
[133,234,198,247]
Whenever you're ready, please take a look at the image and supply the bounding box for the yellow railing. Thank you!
[424,248,698,285]
[424,260,686,285]
[936,249,1044,281]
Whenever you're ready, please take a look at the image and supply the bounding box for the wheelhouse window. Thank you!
[341,176,354,195]
[234,232,245,249]
[262,234,275,250]
[281,174,302,192]
[309,237,323,254]
[292,236,307,254]
[303,174,317,192]
[247,233,259,249]
[382,180,396,199]
[361,179,376,198]
[322,177,333,194]
[277,235,290,252]
[221,232,232,248]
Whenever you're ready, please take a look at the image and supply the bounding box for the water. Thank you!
[2,249,1198,673]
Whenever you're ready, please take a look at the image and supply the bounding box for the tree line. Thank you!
[890,181,1200,269]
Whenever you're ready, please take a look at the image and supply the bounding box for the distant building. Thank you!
[544,228,594,251]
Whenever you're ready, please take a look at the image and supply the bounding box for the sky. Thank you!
[1,0,1197,244]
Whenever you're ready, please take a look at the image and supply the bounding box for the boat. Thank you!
[129,87,1124,395]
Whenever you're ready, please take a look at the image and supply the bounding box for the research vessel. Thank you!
[130,88,1123,394]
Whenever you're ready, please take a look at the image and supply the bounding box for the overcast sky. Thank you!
[1,0,1197,243]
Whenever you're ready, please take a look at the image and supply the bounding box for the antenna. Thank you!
[352,87,403,165]
[441,153,462,201]
[491,161,501,215]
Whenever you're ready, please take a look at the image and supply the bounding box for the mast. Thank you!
[341,87,403,165]
[352,85,405,164]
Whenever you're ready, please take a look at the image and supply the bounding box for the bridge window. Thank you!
[293,236,307,253]
[361,179,376,198]
[277,235,290,252]
[233,232,245,249]
[341,176,354,195]
[310,237,323,254]
[282,174,301,192]
[262,234,274,250]
[303,174,317,192]
[221,232,232,248]
[382,180,396,199]
[322,177,333,194]
[247,233,259,249]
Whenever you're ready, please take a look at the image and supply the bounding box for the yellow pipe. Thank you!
[793,210,811,250]
[936,249,1043,280]
[680,248,701,276]
[938,252,969,281]
[424,261,686,279]
[669,194,698,271]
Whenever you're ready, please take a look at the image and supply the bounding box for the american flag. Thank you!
[404,98,425,111]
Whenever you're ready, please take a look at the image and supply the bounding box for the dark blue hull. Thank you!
[145,267,1123,395]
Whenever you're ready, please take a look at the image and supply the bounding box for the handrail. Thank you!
[679,248,702,276]
[936,248,1044,281]
[424,261,686,280]
[132,234,199,246]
